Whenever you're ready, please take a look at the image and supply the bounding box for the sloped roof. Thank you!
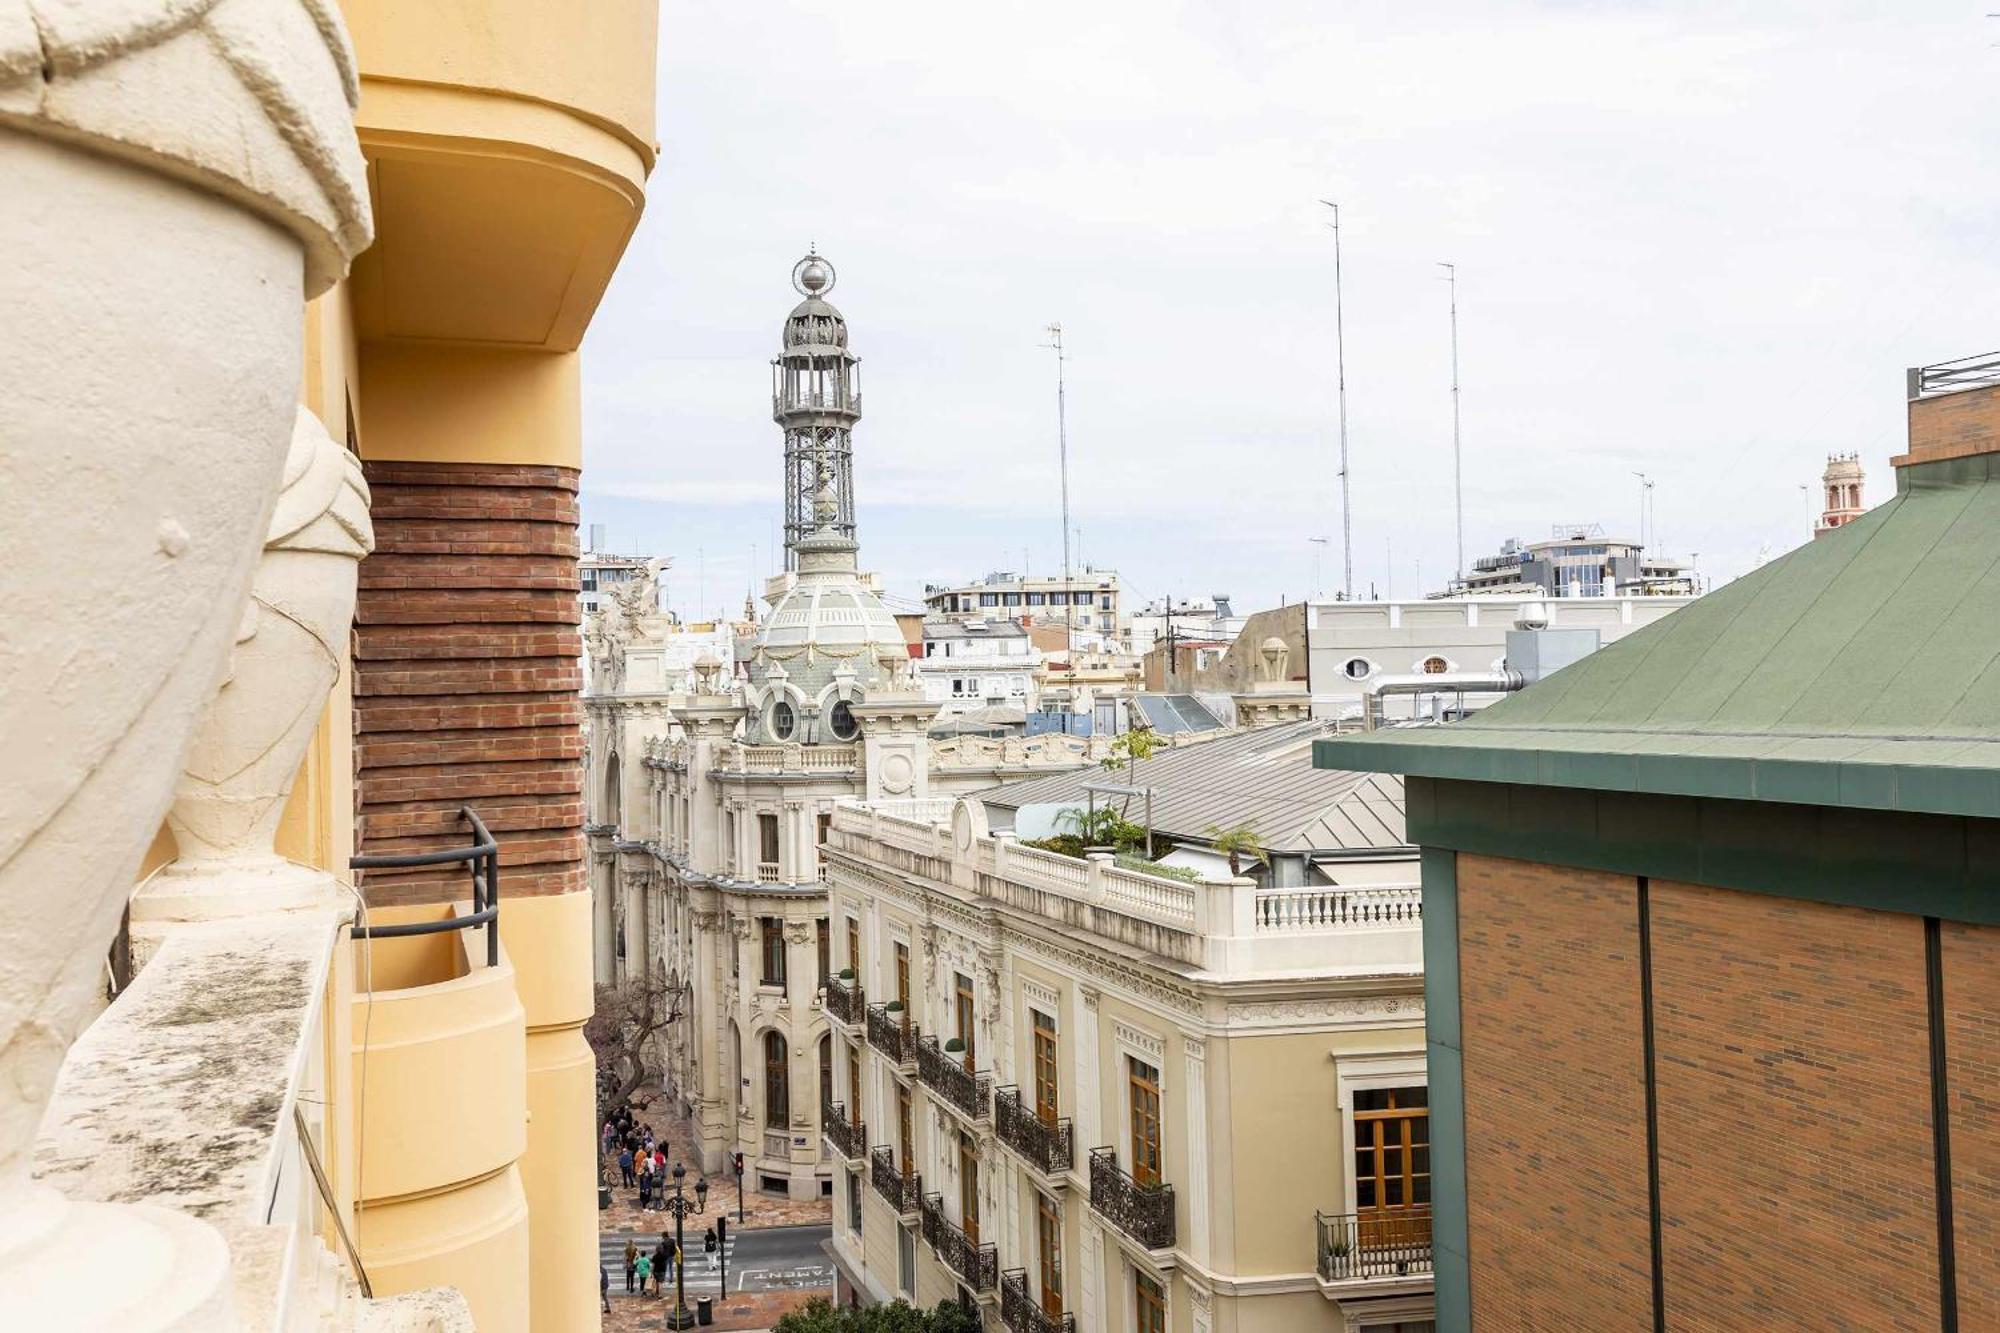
[1316,452,2000,818]
[981,719,1407,853]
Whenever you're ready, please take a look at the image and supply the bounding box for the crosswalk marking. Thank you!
[599,1233,735,1299]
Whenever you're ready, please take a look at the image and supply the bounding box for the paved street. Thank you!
[601,1222,834,1299]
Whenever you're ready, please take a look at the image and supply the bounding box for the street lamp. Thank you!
[659,1162,709,1330]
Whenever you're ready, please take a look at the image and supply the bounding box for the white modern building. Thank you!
[925,568,1126,640]
[1128,594,1246,659]
[918,619,1043,718]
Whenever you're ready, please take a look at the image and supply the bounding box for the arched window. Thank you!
[818,1033,833,1110]
[765,1031,790,1129]
[603,754,622,824]
[829,698,860,740]
[770,699,797,740]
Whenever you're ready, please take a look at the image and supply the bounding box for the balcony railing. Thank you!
[921,1193,998,1292]
[1088,1148,1175,1251]
[824,976,865,1026]
[1315,1209,1433,1281]
[866,1004,917,1066]
[916,1035,991,1121]
[869,1145,921,1216]
[822,1098,865,1162]
[993,1087,1073,1177]
[754,860,782,883]
[1000,1270,1076,1333]
[350,806,500,967]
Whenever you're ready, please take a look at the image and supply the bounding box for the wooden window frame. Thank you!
[816,917,831,988]
[1353,1085,1431,1251]
[1032,1011,1060,1125]
[760,917,786,988]
[1128,1057,1162,1188]
[958,1130,979,1244]
[1037,1190,1063,1316]
[954,972,976,1068]
[764,1030,790,1130]
[1135,1272,1166,1333]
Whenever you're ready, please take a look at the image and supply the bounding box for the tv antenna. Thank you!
[1320,199,1353,599]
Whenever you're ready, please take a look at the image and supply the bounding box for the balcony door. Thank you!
[1032,1011,1059,1125]
[954,972,975,1068]
[1037,1190,1063,1316]
[897,1083,914,1178]
[758,811,780,868]
[894,942,911,1029]
[1353,1086,1431,1251]
[958,1130,979,1243]
[846,1041,862,1127]
[1128,1057,1162,1187]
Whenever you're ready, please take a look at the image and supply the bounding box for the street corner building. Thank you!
[1,1,660,1329]
[1314,355,2000,1331]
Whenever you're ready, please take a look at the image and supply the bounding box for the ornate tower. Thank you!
[1814,453,1865,538]
[773,249,861,566]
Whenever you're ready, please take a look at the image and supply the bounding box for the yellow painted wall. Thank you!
[344,0,659,171]
[502,890,600,1333]
[357,342,582,468]
[358,1166,532,1333]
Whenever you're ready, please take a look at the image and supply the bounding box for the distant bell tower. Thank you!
[1814,453,1865,538]
[773,249,860,567]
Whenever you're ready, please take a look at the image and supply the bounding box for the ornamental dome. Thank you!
[784,297,847,350]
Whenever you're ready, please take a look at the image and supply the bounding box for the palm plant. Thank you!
[1203,821,1269,877]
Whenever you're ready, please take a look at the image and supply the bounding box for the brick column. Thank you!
[351,461,584,903]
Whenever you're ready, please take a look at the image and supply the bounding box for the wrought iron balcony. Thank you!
[921,1192,998,1293]
[869,1145,921,1217]
[1088,1148,1175,1252]
[866,1004,917,1067]
[824,975,864,1026]
[916,1034,991,1122]
[1315,1209,1433,1282]
[822,1097,865,1162]
[994,1086,1073,1177]
[1001,1270,1076,1333]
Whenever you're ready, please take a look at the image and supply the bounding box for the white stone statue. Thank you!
[0,0,372,1326]
[131,408,374,940]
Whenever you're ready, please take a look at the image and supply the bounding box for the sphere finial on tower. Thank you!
[793,250,835,297]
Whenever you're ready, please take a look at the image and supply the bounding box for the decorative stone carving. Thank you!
[1,0,373,1325]
[131,408,372,936]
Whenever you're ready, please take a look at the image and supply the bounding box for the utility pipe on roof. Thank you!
[1361,670,1525,731]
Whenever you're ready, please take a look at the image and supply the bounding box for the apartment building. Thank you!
[927,569,1127,640]
[819,776,1435,1333]
[1314,354,2000,1331]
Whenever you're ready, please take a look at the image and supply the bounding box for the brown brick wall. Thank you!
[1457,853,1654,1331]
[1943,920,2000,1328]
[1649,881,1938,1330]
[1900,381,2000,467]
[353,462,584,906]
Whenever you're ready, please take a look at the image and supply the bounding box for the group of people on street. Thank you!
[604,1104,678,1211]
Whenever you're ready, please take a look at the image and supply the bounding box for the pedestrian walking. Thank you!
[637,1172,652,1211]
[623,1238,637,1293]
[704,1226,717,1272]
[634,1252,651,1297]
[599,1262,610,1314]
[618,1147,634,1187]
[653,1241,670,1296]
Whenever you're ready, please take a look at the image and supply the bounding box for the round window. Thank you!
[829,699,860,740]
[1342,657,1372,681]
[770,699,796,740]
[1420,656,1450,675]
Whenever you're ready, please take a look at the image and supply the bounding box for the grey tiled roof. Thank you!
[978,719,1406,853]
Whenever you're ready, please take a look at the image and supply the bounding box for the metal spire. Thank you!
[1439,262,1463,583]
[1320,200,1352,599]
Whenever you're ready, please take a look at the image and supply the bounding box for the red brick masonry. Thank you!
[353,461,585,906]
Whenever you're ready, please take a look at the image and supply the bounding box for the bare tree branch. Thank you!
[586,968,683,1114]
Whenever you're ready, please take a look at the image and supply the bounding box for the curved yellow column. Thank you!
[503,891,599,1333]
[353,937,530,1329]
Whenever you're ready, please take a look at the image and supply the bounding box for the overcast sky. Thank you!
[579,1,1997,621]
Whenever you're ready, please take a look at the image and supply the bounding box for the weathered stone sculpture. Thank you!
[132,408,375,944]
[0,0,371,1325]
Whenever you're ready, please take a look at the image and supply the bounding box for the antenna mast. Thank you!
[1321,200,1353,598]
[1440,262,1463,582]
[1044,323,1075,701]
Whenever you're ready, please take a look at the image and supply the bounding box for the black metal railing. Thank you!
[994,1088,1073,1177]
[823,1098,865,1162]
[866,1004,917,1065]
[1088,1148,1174,1251]
[349,806,500,967]
[1910,351,2000,399]
[1000,1270,1075,1333]
[1315,1209,1433,1281]
[825,976,865,1025]
[869,1146,921,1216]
[921,1193,997,1292]
[916,1035,991,1121]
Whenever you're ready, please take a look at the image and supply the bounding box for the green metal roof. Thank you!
[1316,452,2000,819]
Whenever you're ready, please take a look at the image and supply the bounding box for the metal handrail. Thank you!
[349,806,501,967]
[1910,351,2000,399]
